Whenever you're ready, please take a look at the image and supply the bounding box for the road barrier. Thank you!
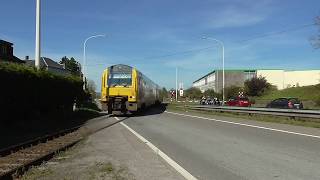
[182,105,320,119]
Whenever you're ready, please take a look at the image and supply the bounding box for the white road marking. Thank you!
[165,111,320,139]
[115,117,197,180]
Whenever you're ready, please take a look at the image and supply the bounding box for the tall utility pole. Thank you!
[35,0,41,69]
[175,67,178,101]
[202,36,225,105]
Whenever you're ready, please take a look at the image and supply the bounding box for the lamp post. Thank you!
[35,0,41,69]
[202,36,225,105]
[83,34,106,90]
[176,67,178,101]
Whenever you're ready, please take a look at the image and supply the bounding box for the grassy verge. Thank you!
[254,84,320,109]
[167,103,320,128]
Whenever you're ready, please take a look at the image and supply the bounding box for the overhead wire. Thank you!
[238,23,316,43]
[85,23,317,67]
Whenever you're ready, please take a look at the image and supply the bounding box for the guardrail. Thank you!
[182,105,320,119]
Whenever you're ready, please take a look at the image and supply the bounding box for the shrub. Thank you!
[0,62,85,123]
[244,76,272,96]
[315,96,320,107]
[203,89,222,99]
[224,86,243,99]
[185,87,203,99]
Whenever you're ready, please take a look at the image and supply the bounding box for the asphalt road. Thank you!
[120,107,320,180]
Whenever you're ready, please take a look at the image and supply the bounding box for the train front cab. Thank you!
[101,67,139,114]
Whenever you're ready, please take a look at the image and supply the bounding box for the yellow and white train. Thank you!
[100,64,161,114]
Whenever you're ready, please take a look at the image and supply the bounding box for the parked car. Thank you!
[266,97,303,109]
[200,97,221,105]
[200,98,213,105]
[226,97,251,107]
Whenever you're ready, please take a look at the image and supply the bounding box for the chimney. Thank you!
[25,56,29,60]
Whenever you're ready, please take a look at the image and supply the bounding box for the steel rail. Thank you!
[0,114,120,179]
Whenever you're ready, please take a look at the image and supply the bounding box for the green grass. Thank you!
[167,103,320,129]
[257,84,320,101]
[77,101,101,112]
[254,84,320,109]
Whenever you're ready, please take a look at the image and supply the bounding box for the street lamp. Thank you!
[202,36,225,105]
[83,34,106,90]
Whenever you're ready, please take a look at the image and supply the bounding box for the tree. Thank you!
[244,76,271,96]
[203,89,222,99]
[224,86,243,99]
[311,16,320,49]
[60,56,81,76]
[185,87,202,99]
[87,80,97,99]
[159,87,168,100]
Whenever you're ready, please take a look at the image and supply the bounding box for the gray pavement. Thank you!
[123,108,320,180]
[21,115,184,180]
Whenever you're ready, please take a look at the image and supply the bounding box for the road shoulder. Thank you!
[20,117,185,180]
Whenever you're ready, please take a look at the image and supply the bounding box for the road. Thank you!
[118,107,320,180]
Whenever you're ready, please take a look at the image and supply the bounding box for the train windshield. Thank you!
[108,73,132,87]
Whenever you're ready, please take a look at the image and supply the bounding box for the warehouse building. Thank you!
[192,69,320,92]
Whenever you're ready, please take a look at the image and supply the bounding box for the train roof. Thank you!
[107,64,161,88]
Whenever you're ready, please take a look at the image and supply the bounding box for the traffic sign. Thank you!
[179,89,184,97]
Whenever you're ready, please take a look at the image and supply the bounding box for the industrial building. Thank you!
[192,69,320,92]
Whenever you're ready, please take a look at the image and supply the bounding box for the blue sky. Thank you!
[1,0,320,90]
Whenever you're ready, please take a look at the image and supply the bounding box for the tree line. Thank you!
[183,76,274,100]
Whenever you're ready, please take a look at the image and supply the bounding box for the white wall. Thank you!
[257,70,320,90]
[284,70,320,88]
[192,72,216,92]
[257,70,285,89]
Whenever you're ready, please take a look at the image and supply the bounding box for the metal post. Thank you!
[83,41,87,90]
[202,36,225,105]
[222,44,225,105]
[175,67,178,101]
[83,34,106,90]
[35,0,41,69]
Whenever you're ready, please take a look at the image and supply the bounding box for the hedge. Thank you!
[0,62,85,122]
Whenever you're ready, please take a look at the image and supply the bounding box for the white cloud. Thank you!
[207,8,266,29]
[163,50,220,70]
[203,0,273,29]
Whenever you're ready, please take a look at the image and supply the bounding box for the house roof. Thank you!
[0,39,13,46]
[0,56,24,63]
[42,57,64,69]
[24,57,65,69]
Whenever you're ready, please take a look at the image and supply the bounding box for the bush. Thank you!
[203,89,222,99]
[315,96,320,107]
[224,86,243,99]
[185,87,202,99]
[159,87,168,101]
[244,76,272,97]
[78,101,101,112]
[0,62,85,123]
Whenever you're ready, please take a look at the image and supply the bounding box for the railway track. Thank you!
[0,126,83,179]
[0,114,125,179]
